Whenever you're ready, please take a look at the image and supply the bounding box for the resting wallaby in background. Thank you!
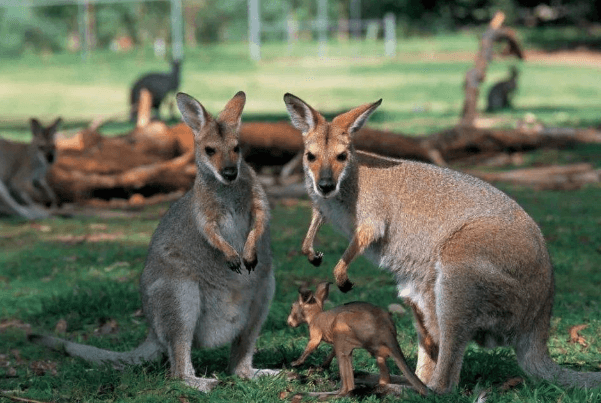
[486,66,518,112]
[0,117,61,220]
[283,93,601,394]
[31,92,278,392]
[130,59,181,121]
[287,282,429,397]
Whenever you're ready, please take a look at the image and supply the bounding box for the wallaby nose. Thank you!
[221,166,238,182]
[317,178,336,195]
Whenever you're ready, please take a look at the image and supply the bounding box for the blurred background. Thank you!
[0,0,600,137]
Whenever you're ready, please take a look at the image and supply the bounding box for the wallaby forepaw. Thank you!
[337,279,354,293]
[243,256,258,272]
[226,255,244,274]
[309,251,323,267]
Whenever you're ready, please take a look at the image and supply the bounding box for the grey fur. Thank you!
[32,93,277,392]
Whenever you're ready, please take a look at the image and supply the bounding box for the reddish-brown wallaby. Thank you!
[283,93,601,394]
[31,92,278,392]
[287,282,429,397]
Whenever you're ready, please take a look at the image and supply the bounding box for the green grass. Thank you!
[1,32,600,139]
[1,181,600,403]
[1,32,601,402]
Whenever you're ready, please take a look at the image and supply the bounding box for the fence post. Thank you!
[350,0,361,39]
[170,0,183,61]
[317,0,328,58]
[248,0,261,61]
[384,12,396,57]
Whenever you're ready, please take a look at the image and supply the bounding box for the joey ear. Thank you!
[30,118,43,136]
[217,91,246,132]
[298,286,315,304]
[283,93,323,135]
[315,282,331,305]
[332,99,382,136]
[176,92,212,134]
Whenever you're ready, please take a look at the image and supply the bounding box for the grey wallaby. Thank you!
[0,117,61,220]
[486,66,518,112]
[287,282,429,397]
[130,59,181,121]
[283,93,601,393]
[31,92,278,392]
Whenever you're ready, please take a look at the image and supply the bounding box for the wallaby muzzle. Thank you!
[317,169,336,196]
[220,165,238,182]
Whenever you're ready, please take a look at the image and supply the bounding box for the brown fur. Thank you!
[283,93,601,393]
[287,282,429,397]
[0,117,61,219]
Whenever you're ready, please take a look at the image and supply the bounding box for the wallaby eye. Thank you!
[306,152,316,162]
[233,145,240,153]
[205,147,216,156]
[337,152,348,162]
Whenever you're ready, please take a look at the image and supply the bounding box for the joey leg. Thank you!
[336,350,355,396]
[376,355,391,385]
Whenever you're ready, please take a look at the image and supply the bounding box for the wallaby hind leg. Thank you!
[228,274,278,378]
[336,349,355,396]
[151,279,219,392]
[375,354,391,385]
[406,301,439,385]
[427,271,478,393]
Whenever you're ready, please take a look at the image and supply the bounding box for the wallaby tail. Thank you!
[29,333,163,369]
[389,341,429,396]
[515,327,601,389]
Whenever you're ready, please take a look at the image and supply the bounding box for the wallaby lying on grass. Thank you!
[31,92,278,392]
[486,66,518,112]
[287,282,429,397]
[130,59,181,121]
[283,93,601,393]
[0,117,61,220]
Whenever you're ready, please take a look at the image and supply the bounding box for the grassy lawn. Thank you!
[1,33,601,402]
[1,32,600,137]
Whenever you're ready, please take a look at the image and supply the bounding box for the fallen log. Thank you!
[465,163,600,190]
[48,112,601,205]
[421,125,601,162]
[50,151,195,201]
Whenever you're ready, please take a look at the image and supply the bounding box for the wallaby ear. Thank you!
[217,91,246,132]
[298,286,315,304]
[48,117,62,137]
[30,118,43,136]
[332,99,382,136]
[176,92,212,134]
[283,93,323,135]
[315,282,331,305]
